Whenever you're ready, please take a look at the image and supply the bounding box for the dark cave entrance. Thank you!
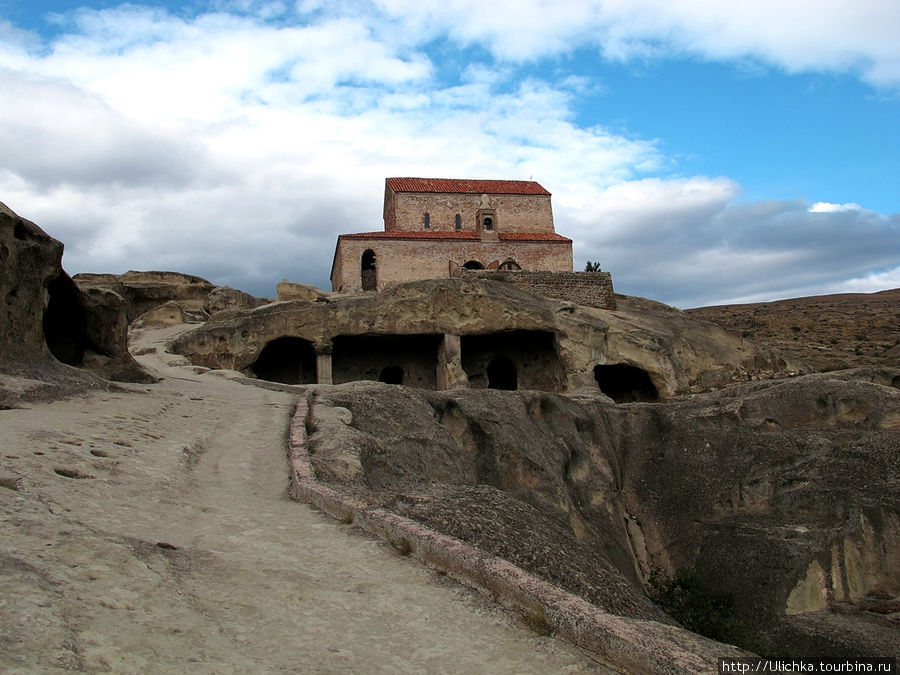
[43,274,89,366]
[332,334,442,389]
[463,260,484,270]
[594,364,659,403]
[486,356,517,390]
[251,337,317,384]
[461,330,563,392]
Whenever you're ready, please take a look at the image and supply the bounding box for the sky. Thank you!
[1,0,898,308]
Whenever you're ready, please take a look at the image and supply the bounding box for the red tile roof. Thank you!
[338,231,571,243]
[386,177,551,196]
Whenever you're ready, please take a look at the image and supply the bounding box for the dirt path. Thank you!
[0,325,605,672]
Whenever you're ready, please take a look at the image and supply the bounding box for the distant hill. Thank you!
[685,288,900,372]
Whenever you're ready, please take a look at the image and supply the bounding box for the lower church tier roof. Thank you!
[337,231,572,243]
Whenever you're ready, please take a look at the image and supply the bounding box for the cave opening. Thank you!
[594,364,659,403]
[43,274,89,366]
[251,337,317,384]
[460,330,563,392]
[332,334,442,389]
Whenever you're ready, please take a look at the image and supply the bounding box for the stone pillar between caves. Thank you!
[437,334,468,390]
[315,350,333,385]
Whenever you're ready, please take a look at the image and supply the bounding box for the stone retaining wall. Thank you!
[452,269,616,310]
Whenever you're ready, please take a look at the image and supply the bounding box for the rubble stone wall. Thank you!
[332,238,573,292]
[452,269,616,310]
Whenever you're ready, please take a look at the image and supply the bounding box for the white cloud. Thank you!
[0,2,897,308]
[373,0,900,88]
[573,192,900,307]
[835,266,900,294]
[0,4,664,296]
[808,201,864,213]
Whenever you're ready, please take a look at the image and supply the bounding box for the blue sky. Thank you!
[1,0,898,307]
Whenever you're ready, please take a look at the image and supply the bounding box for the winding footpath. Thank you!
[0,324,604,672]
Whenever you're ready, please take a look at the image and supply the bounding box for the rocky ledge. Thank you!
[298,369,899,658]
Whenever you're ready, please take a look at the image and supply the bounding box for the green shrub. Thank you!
[648,569,746,645]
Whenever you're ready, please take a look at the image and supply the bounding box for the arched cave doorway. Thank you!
[378,365,404,384]
[463,260,484,270]
[594,364,659,403]
[460,330,563,392]
[487,356,517,390]
[251,337,317,384]
[361,249,377,291]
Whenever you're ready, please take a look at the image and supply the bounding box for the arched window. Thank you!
[424,213,430,229]
[361,249,377,291]
[454,213,462,229]
[498,259,521,270]
[463,260,484,270]
[483,216,493,230]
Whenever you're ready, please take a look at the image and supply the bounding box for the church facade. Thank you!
[330,178,574,292]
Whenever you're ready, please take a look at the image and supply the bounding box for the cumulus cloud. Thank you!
[0,4,663,295]
[0,1,897,306]
[373,0,900,88]
[573,186,900,307]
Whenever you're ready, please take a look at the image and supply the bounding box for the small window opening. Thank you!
[487,356,517,390]
[424,213,430,229]
[454,214,462,229]
[361,249,377,291]
[483,216,493,230]
[498,260,521,270]
[463,260,484,270]
[379,365,404,385]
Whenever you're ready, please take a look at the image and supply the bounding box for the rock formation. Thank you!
[302,369,899,657]
[74,271,215,323]
[171,278,801,398]
[205,285,271,315]
[0,202,149,384]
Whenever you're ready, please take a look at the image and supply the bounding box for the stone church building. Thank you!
[330,177,574,292]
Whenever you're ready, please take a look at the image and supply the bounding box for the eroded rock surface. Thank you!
[1,202,64,363]
[74,271,215,323]
[0,202,149,384]
[204,285,270,315]
[172,278,800,397]
[304,369,900,657]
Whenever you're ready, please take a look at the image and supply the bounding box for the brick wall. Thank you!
[385,191,554,234]
[331,238,573,292]
[451,269,616,310]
